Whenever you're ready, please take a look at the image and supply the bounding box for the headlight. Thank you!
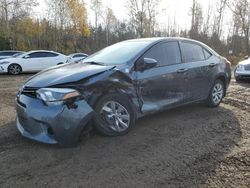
[236,64,245,71]
[0,61,10,65]
[36,88,80,105]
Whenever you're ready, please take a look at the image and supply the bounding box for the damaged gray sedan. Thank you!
[16,38,231,146]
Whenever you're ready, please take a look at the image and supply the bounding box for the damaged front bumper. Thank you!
[16,94,94,146]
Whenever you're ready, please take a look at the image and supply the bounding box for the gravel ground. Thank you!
[0,74,249,188]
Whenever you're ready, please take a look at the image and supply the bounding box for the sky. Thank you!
[33,0,232,35]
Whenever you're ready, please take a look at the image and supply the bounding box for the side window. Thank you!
[203,48,212,59]
[74,54,87,58]
[144,41,182,66]
[28,52,43,58]
[28,52,58,58]
[181,42,205,62]
[0,52,16,56]
[46,52,59,57]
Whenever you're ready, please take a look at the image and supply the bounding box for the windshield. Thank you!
[83,41,151,65]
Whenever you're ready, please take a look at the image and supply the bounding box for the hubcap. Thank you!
[10,65,21,75]
[212,83,223,104]
[100,101,130,132]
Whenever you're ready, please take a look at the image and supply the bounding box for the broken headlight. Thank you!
[36,88,80,105]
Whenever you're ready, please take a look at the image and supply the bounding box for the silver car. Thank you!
[235,57,250,81]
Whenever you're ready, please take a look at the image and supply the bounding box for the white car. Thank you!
[68,53,88,63]
[235,57,250,81]
[0,51,24,60]
[0,50,69,75]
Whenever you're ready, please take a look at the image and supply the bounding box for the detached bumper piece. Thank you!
[16,94,94,146]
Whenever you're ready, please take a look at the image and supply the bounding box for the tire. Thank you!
[206,79,225,107]
[235,76,241,82]
[93,94,136,136]
[8,64,22,75]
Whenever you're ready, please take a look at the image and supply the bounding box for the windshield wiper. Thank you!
[84,61,105,66]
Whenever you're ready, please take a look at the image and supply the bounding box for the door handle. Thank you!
[209,63,216,67]
[177,68,188,73]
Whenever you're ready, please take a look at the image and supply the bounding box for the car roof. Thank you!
[69,53,88,56]
[0,50,23,53]
[27,50,62,54]
[126,37,218,56]
[126,37,202,43]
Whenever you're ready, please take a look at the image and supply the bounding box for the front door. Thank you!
[135,41,188,114]
[22,52,44,71]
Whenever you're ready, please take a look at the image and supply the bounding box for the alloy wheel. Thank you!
[100,101,130,132]
[9,65,21,75]
[212,83,224,105]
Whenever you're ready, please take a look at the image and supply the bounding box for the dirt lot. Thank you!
[0,74,249,188]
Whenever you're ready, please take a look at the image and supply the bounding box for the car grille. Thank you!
[245,64,250,71]
[21,87,38,98]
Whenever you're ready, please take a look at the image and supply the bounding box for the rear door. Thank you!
[40,52,61,69]
[179,41,216,102]
[136,41,188,114]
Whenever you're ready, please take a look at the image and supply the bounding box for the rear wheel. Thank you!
[8,64,22,75]
[93,94,136,136]
[206,79,225,107]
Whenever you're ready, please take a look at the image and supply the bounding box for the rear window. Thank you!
[181,42,205,62]
[203,48,212,59]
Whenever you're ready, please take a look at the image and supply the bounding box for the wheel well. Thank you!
[91,92,138,118]
[8,63,22,72]
[216,75,226,87]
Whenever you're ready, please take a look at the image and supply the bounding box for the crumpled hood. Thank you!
[25,63,115,87]
[239,59,250,65]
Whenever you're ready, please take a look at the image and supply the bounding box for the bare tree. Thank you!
[145,0,159,36]
[203,2,213,35]
[127,0,159,38]
[190,0,203,39]
[90,0,102,29]
[213,0,228,38]
[228,0,250,55]
[104,7,118,45]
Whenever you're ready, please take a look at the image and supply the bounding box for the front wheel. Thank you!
[8,64,22,75]
[206,79,225,107]
[235,76,241,82]
[93,94,136,136]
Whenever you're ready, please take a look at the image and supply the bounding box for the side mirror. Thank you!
[141,58,157,70]
[23,55,30,59]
